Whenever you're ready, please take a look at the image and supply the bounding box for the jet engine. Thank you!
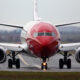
[75,47,80,63]
[0,47,7,63]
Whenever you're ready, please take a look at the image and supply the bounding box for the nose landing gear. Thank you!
[41,57,47,70]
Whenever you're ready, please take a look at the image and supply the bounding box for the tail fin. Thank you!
[34,0,41,21]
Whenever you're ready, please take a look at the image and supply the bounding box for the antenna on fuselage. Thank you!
[33,0,41,21]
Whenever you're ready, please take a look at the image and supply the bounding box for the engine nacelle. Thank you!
[75,47,80,63]
[0,47,7,63]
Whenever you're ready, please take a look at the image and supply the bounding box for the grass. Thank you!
[0,71,80,80]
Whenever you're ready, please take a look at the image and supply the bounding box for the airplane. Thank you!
[0,0,80,70]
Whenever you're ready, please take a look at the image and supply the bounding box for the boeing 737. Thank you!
[0,0,80,70]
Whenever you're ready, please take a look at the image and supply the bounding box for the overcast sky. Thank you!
[0,0,80,30]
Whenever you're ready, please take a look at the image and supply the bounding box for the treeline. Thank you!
[0,26,80,43]
[0,29,21,43]
[58,26,80,43]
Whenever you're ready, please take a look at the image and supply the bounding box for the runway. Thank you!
[0,54,80,72]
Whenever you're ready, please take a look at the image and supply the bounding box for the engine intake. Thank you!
[0,47,7,63]
[75,48,80,63]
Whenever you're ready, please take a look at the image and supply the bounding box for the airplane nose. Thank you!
[38,37,54,46]
[40,39,50,46]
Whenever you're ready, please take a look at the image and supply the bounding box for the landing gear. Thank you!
[8,51,20,69]
[8,59,12,68]
[59,51,71,69]
[41,57,47,70]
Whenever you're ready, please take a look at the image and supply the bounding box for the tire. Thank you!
[45,63,47,70]
[41,63,43,70]
[59,59,64,69]
[67,59,71,69]
[8,59,13,68]
[16,59,20,69]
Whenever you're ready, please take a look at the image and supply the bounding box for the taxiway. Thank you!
[0,54,80,72]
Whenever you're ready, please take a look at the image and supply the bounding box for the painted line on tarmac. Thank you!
[33,64,41,68]
[18,54,29,66]
[18,54,41,69]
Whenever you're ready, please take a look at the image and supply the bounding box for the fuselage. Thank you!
[21,21,60,58]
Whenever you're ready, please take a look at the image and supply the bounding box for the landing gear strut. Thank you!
[59,51,71,69]
[41,57,47,70]
[8,51,20,69]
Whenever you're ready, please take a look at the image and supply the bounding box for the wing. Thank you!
[55,22,80,27]
[0,23,23,29]
[59,42,80,51]
[0,43,26,51]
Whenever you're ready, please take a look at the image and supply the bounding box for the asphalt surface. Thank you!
[0,54,80,72]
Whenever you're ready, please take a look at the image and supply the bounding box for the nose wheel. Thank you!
[41,58,48,70]
[41,62,47,70]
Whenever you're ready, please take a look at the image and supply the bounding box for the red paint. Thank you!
[26,22,60,58]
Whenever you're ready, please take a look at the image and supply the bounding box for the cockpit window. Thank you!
[52,33,56,36]
[33,32,56,37]
[38,32,44,36]
[46,32,52,36]
[33,32,38,37]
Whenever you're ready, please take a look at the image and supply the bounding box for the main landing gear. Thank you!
[59,51,71,69]
[8,51,20,69]
[41,57,47,70]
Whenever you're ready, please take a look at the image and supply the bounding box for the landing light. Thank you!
[43,62,46,66]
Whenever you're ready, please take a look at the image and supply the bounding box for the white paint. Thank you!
[18,54,29,65]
